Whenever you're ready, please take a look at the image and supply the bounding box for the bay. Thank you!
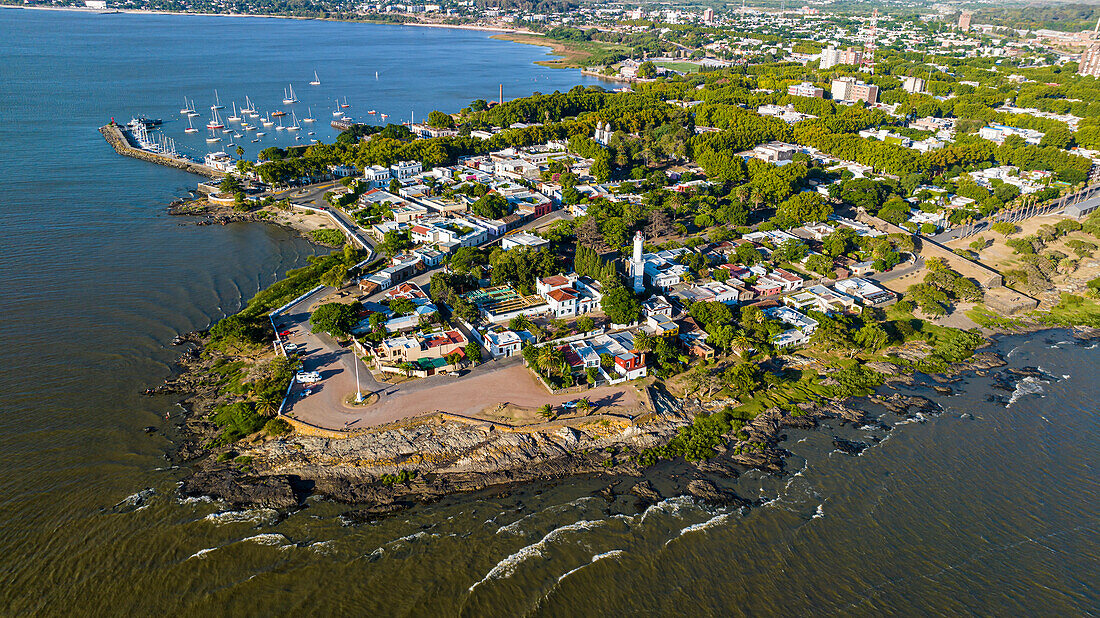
[1,9,1097,616]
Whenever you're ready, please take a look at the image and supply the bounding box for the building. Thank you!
[702,7,714,23]
[374,328,467,367]
[834,277,896,306]
[1080,43,1100,78]
[831,77,878,104]
[787,82,824,98]
[363,165,392,187]
[536,274,600,318]
[483,328,523,358]
[501,232,549,251]
[902,75,926,94]
[390,160,422,181]
[819,46,863,70]
[958,10,973,32]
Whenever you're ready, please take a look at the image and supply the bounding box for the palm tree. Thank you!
[576,397,593,416]
[255,391,281,417]
[538,404,555,420]
[399,362,417,377]
[538,346,565,378]
[235,145,245,159]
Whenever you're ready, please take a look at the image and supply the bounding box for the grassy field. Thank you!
[491,33,631,68]
[656,61,702,73]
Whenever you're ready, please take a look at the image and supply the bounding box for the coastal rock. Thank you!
[865,361,903,376]
[685,479,747,507]
[629,480,662,506]
[832,437,869,456]
[180,469,298,509]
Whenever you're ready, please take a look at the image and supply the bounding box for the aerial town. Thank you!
[101,0,1100,505]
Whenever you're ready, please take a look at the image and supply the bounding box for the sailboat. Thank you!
[262,115,274,127]
[310,71,320,86]
[332,99,342,116]
[303,107,315,123]
[227,102,240,123]
[340,96,350,109]
[187,99,200,117]
[211,90,225,110]
[180,97,193,115]
[282,84,298,105]
[206,108,224,130]
[287,112,301,131]
[206,129,221,143]
[184,116,198,133]
[241,96,256,115]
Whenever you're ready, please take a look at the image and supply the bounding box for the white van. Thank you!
[296,371,322,383]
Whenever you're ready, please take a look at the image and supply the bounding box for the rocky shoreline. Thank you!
[146,324,1100,519]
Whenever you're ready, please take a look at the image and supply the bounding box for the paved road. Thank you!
[868,256,925,284]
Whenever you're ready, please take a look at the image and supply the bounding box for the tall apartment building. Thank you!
[958,11,973,32]
[1081,43,1100,78]
[831,77,879,104]
[702,7,714,23]
[819,46,863,70]
[787,81,824,98]
[902,75,926,94]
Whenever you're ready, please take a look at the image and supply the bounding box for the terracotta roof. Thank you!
[541,275,571,287]
[547,288,577,303]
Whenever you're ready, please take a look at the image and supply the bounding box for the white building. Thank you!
[787,81,824,98]
[390,160,423,181]
[501,232,549,251]
[363,165,392,187]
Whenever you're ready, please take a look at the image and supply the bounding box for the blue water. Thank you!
[0,8,1097,616]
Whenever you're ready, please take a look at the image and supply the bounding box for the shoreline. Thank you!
[160,302,1099,514]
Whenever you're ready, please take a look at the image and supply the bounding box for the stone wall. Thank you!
[99,124,224,179]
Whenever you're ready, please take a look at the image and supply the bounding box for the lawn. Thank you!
[656,61,702,74]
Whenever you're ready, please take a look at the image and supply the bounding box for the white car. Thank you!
[296,371,321,384]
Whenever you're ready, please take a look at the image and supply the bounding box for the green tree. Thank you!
[637,61,657,79]
[576,316,595,333]
[601,285,642,325]
[309,302,358,337]
[320,264,348,288]
[426,110,455,129]
[472,192,510,219]
[464,342,482,365]
[220,174,243,194]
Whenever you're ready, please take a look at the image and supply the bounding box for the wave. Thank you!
[670,509,742,543]
[812,504,825,519]
[112,488,155,512]
[556,550,625,583]
[637,496,696,526]
[894,412,928,426]
[1006,376,1046,408]
[188,546,219,560]
[204,508,278,526]
[496,497,597,535]
[242,533,289,547]
[469,520,606,593]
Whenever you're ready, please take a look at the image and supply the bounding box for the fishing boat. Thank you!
[282,84,298,105]
[271,109,286,117]
[227,102,240,123]
[206,108,224,130]
[184,116,198,133]
[303,107,315,123]
[211,90,225,110]
[309,71,320,86]
[367,110,376,115]
[340,96,350,108]
[240,96,256,115]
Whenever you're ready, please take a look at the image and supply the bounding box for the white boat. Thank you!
[244,125,256,131]
[233,132,243,138]
[252,138,260,143]
[180,96,193,115]
[303,107,315,123]
[295,135,301,141]
[367,110,376,115]
[221,128,232,134]
[206,130,221,143]
[227,141,235,147]
[287,112,301,131]
[256,131,266,136]
[309,71,320,86]
[227,102,240,123]
[333,99,342,116]
[187,99,200,117]
[282,84,298,105]
[211,90,225,110]
[262,116,274,127]
[340,96,350,109]
[307,131,315,136]
[241,96,255,115]
[206,108,224,130]
[380,113,388,120]
[184,116,198,133]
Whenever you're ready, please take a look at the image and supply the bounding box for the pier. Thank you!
[99,122,225,179]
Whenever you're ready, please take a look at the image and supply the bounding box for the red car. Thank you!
[278,330,292,337]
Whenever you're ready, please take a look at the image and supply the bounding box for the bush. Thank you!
[211,402,266,445]
[264,418,292,436]
[310,228,346,246]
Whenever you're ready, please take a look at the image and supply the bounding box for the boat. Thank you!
[271,109,286,117]
[310,139,318,143]
[244,125,256,131]
[233,132,243,138]
[262,117,273,127]
[340,96,350,108]
[307,131,315,136]
[184,116,198,133]
[256,131,266,136]
[333,99,342,116]
[367,110,377,115]
[206,108,224,130]
[303,107,315,123]
[227,141,235,147]
[240,96,255,115]
[294,135,301,141]
[211,90,225,110]
[309,71,320,86]
[287,112,301,131]
[180,96,193,115]
[206,130,221,143]
[187,99,200,117]
[227,102,240,123]
[380,113,388,120]
[221,128,232,134]
[282,84,298,105]
[252,138,260,143]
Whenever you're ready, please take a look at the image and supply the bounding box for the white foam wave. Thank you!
[180,495,218,505]
[894,412,928,426]
[1006,376,1046,408]
[638,496,695,526]
[114,488,155,511]
[242,533,288,547]
[204,508,278,526]
[469,520,605,592]
[1006,345,1022,359]
[812,504,825,519]
[556,550,626,583]
[673,511,735,541]
[307,540,335,554]
[496,497,597,535]
[188,546,219,560]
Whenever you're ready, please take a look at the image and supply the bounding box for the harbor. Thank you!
[100,120,224,178]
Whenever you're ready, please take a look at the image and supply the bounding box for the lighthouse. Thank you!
[629,231,645,294]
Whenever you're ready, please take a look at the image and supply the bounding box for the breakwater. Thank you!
[99,123,224,179]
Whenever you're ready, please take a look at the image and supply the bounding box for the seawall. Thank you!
[99,123,225,179]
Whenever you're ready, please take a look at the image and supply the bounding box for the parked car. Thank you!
[278,330,292,337]
[284,343,299,352]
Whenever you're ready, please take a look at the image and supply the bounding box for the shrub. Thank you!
[264,418,292,436]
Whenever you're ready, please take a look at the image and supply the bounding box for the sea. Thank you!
[1,8,1097,616]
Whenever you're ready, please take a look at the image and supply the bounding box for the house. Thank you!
[483,328,523,358]
[501,232,549,251]
[536,274,600,317]
[642,295,674,318]
[770,268,804,292]
[390,160,423,181]
[784,284,858,314]
[834,277,896,306]
[465,285,547,323]
[363,165,392,187]
[645,313,679,339]
[374,328,467,367]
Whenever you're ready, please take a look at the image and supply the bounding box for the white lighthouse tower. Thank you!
[629,231,645,294]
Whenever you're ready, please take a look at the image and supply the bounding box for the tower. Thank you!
[630,231,645,294]
[958,10,972,32]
